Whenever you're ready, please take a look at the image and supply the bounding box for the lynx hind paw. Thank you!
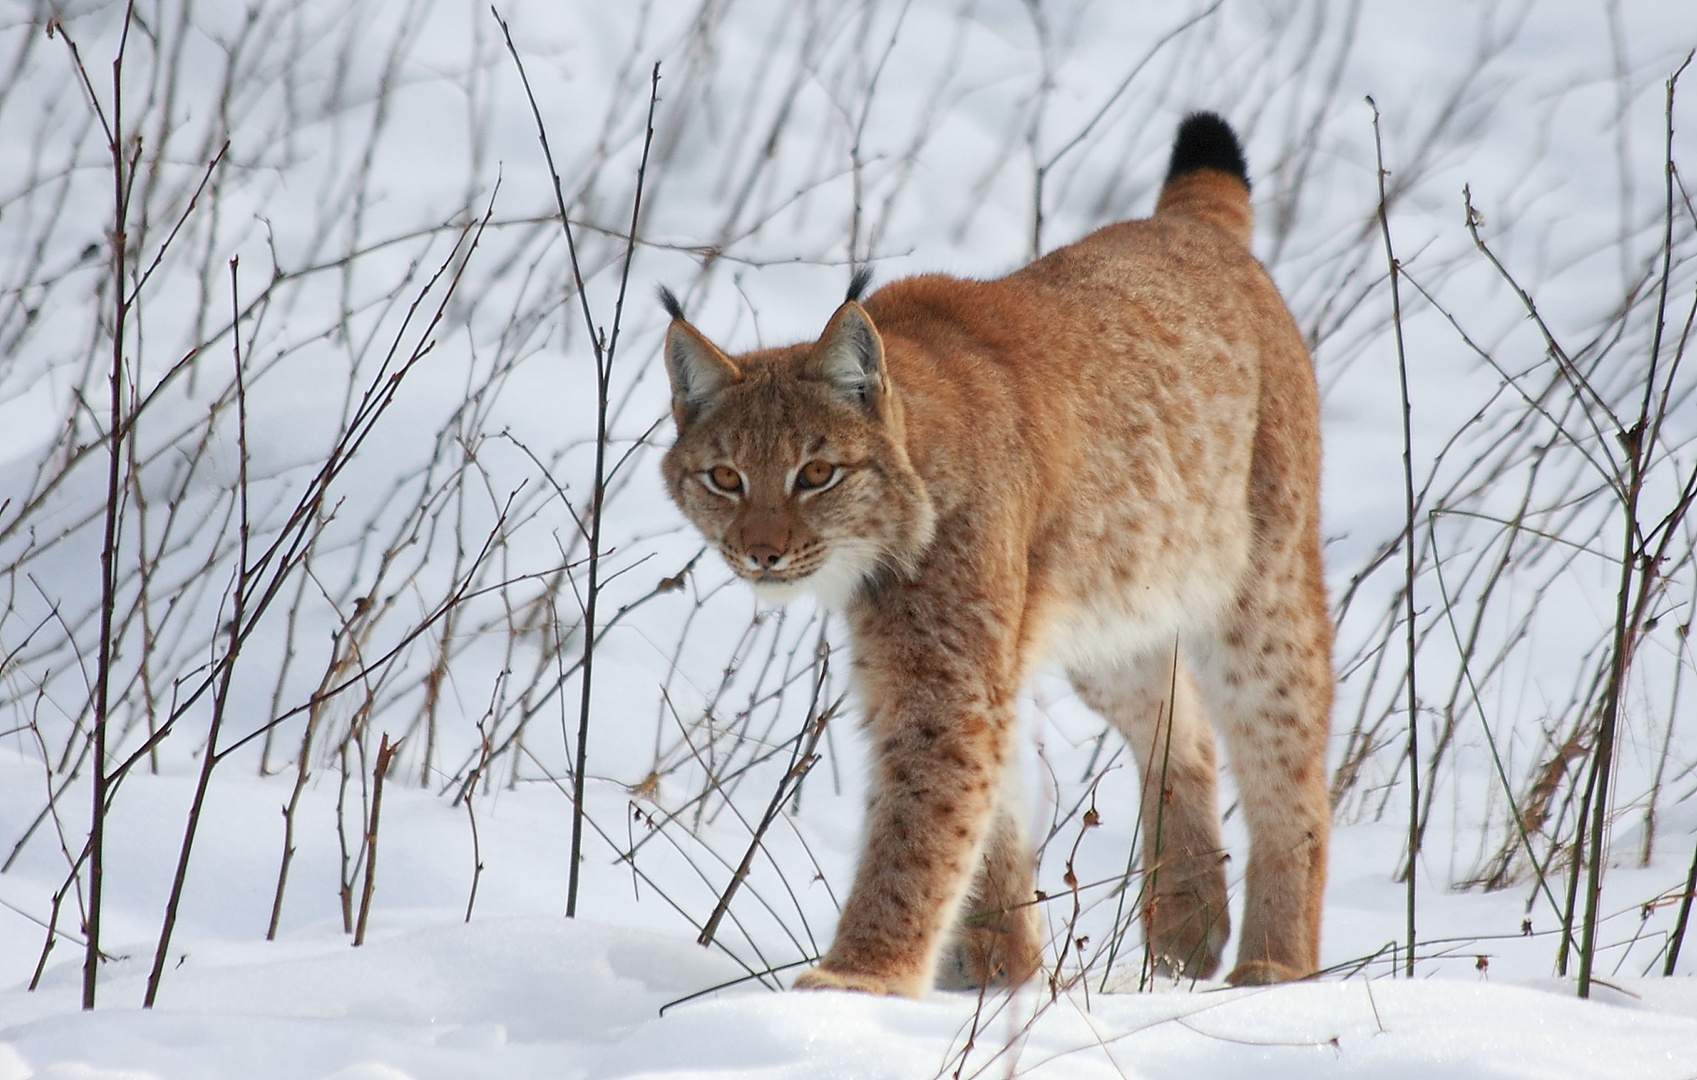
[1146,900,1230,981]
[934,925,1044,991]
[932,942,984,991]
[1224,959,1307,986]
[792,965,912,996]
[1148,941,1224,984]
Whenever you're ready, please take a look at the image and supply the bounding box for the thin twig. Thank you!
[496,10,663,916]
[143,256,252,1009]
[354,734,403,947]
[698,643,835,948]
[79,0,140,1010]
[1369,96,1421,977]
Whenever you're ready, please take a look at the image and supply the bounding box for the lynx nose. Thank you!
[746,544,786,570]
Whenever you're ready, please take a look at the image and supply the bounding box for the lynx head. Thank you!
[658,291,935,608]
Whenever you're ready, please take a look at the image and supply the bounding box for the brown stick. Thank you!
[493,8,662,918]
[1369,95,1421,978]
[1665,834,1697,975]
[354,734,402,947]
[697,662,835,948]
[1577,49,1693,1000]
[60,0,141,1010]
[143,256,252,1009]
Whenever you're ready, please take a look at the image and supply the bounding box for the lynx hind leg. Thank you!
[1072,652,1229,981]
[935,768,1044,990]
[1191,574,1332,985]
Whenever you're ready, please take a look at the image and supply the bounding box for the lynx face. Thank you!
[660,305,935,609]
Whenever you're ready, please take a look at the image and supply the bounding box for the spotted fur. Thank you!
[661,113,1331,997]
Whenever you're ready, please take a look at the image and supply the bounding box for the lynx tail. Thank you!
[1155,112,1253,247]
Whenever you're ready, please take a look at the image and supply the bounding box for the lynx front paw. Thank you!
[793,965,914,996]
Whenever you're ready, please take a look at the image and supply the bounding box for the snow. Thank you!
[3,917,1696,1078]
[4,0,1697,1076]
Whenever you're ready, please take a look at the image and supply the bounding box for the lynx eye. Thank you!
[706,465,743,493]
[795,460,836,491]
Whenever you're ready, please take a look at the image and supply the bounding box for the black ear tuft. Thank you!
[657,285,686,322]
[1166,112,1250,190]
[846,267,874,303]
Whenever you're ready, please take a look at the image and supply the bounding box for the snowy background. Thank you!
[3,0,1697,1076]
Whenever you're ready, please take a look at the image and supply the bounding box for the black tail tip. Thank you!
[657,285,686,322]
[1166,112,1249,189]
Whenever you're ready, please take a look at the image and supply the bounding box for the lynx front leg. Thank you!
[792,509,1034,997]
[794,686,1015,997]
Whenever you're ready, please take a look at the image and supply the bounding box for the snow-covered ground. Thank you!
[3,0,1697,1076]
[5,912,1697,1079]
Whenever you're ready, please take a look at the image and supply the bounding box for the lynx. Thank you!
[659,113,1331,996]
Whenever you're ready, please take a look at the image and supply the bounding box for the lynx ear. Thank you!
[807,301,887,413]
[664,318,741,424]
